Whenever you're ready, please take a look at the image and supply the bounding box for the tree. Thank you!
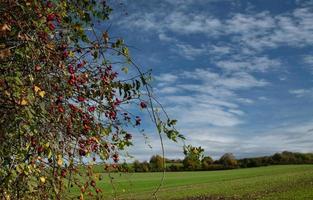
[133,160,142,172]
[202,156,214,170]
[219,153,238,168]
[0,1,182,199]
[149,155,164,172]
[182,145,204,170]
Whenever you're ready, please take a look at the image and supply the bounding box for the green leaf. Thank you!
[121,66,128,74]
[157,121,162,133]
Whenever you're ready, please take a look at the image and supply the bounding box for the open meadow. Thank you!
[70,165,313,199]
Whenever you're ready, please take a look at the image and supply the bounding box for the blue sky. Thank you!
[106,0,313,160]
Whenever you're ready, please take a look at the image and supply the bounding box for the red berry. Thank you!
[48,23,55,31]
[47,13,55,21]
[68,65,75,74]
[63,50,69,58]
[88,106,96,112]
[61,169,67,177]
[47,1,53,8]
[37,146,44,153]
[140,101,147,108]
[78,96,85,102]
[58,106,64,113]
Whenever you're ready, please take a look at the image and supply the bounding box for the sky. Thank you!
[105,0,313,161]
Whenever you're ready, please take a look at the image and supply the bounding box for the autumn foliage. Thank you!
[0,1,181,199]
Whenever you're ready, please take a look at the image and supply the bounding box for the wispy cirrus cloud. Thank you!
[174,43,207,60]
[155,68,268,127]
[290,88,313,98]
[215,56,281,72]
[304,55,313,65]
[113,1,313,161]
[119,5,313,52]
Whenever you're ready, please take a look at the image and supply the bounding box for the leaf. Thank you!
[47,149,52,159]
[69,51,75,57]
[14,76,23,85]
[0,24,11,32]
[57,154,63,166]
[46,42,55,50]
[122,47,129,56]
[40,177,46,183]
[121,66,128,74]
[38,91,46,98]
[157,121,162,133]
[26,108,34,119]
[20,99,28,106]
[34,85,41,93]
[4,90,10,96]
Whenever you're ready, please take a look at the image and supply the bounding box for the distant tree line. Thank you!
[238,151,313,168]
[115,150,313,173]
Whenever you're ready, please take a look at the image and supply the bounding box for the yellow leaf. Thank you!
[20,99,28,106]
[38,91,46,98]
[57,154,63,166]
[69,51,75,57]
[46,42,55,50]
[4,90,10,96]
[45,142,50,148]
[34,85,41,93]
[40,176,46,183]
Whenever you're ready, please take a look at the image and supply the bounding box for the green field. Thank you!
[70,165,313,199]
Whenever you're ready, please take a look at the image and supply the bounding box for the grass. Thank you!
[69,165,313,199]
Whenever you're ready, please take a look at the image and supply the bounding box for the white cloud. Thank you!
[226,12,275,35]
[167,12,222,35]
[158,33,176,42]
[303,55,313,72]
[290,88,313,98]
[178,68,268,90]
[157,86,180,94]
[258,96,269,101]
[115,2,313,161]
[119,5,313,56]
[209,44,233,55]
[180,120,313,159]
[304,55,313,65]
[175,43,207,59]
[216,72,268,89]
[129,119,313,161]
[215,56,281,72]
[155,73,178,83]
[155,68,267,127]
